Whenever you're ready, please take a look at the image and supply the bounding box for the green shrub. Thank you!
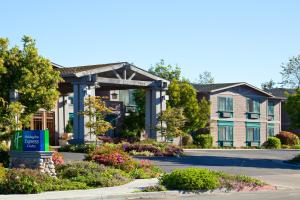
[65,120,73,133]
[193,134,213,148]
[265,137,281,149]
[56,161,131,187]
[292,144,300,149]
[276,131,299,146]
[59,143,96,153]
[182,135,193,146]
[159,168,220,190]
[281,144,291,149]
[141,185,166,192]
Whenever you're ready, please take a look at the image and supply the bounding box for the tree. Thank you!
[285,88,300,129]
[197,71,214,84]
[168,80,202,132]
[157,107,186,141]
[198,97,211,129]
[0,36,62,140]
[81,96,112,141]
[281,55,300,88]
[149,59,181,81]
[261,79,277,92]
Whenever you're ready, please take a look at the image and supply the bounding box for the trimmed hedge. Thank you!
[159,168,220,190]
[265,137,281,149]
[276,131,299,146]
[193,134,213,148]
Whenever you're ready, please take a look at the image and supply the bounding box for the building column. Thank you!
[145,88,167,141]
[71,83,95,144]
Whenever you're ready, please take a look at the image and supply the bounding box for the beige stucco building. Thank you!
[193,83,282,147]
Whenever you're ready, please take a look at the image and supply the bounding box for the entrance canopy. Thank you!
[55,62,169,144]
[57,62,168,92]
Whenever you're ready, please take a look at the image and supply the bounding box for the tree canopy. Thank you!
[157,107,186,140]
[0,36,62,139]
[281,55,300,88]
[285,88,300,129]
[148,59,181,81]
[197,71,214,84]
[261,79,277,92]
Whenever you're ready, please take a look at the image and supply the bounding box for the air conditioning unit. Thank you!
[268,116,273,121]
[221,112,231,118]
[249,113,259,119]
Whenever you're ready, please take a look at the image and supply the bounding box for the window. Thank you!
[246,127,260,142]
[218,121,234,147]
[268,101,274,120]
[268,124,275,137]
[69,113,74,125]
[247,98,260,113]
[219,126,233,141]
[218,97,233,112]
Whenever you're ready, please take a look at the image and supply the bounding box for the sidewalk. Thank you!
[0,178,161,200]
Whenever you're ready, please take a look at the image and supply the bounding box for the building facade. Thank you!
[30,62,169,146]
[193,83,282,147]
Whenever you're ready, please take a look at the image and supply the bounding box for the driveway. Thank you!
[136,149,300,189]
[61,150,300,189]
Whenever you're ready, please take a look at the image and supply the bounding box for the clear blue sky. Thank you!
[1,0,300,87]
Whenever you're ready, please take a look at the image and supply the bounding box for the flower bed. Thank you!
[122,142,183,157]
[87,144,163,178]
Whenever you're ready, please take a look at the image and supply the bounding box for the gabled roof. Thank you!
[193,82,274,97]
[269,88,296,99]
[57,62,126,76]
[55,62,168,83]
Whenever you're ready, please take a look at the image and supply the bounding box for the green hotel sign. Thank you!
[11,130,50,151]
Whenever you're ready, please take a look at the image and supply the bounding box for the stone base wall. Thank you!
[9,151,56,177]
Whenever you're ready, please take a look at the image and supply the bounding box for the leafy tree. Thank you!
[281,55,300,88]
[168,80,202,132]
[81,96,112,142]
[261,79,277,92]
[198,97,211,129]
[149,59,181,81]
[0,36,62,140]
[157,107,186,141]
[149,60,211,133]
[197,71,214,84]
[285,88,300,129]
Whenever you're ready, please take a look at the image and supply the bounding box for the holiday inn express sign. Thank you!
[11,130,50,151]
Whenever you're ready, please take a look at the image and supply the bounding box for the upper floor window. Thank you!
[247,98,260,113]
[268,101,275,121]
[218,97,233,118]
[246,98,260,119]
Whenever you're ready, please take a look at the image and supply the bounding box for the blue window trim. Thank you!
[218,121,234,147]
[217,96,233,118]
[246,122,261,146]
[246,98,261,119]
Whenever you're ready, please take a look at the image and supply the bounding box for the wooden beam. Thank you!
[97,77,152,87]
[113,70,122,79]
[128,72,136,80]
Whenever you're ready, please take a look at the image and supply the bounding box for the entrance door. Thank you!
[31,111,56,146]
